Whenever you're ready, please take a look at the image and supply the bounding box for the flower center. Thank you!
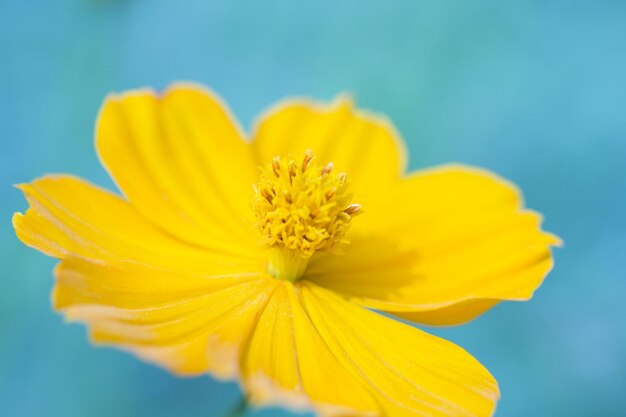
[253,150,361,281]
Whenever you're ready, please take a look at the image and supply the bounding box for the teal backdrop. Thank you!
[1,1,625,417]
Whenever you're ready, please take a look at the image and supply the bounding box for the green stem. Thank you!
[222,396,248,417]
[267,248,310,282]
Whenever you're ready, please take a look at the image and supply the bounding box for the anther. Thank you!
[262,188,274,203]
[272,157,281,177]
[302,149,314,172]
[288,160,297,178]
[344,204,361,215]
[322,162,334,175]
[336,172,347,185]
[325,187,336,200]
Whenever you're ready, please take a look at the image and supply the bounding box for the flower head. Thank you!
[14,83,560,417]
[254,150,360,280]
[254,151,358,255]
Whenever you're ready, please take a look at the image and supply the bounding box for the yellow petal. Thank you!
[96,83,259,251]
[55,256,276,378]
[241,281,379,415]
[14,174,270,376]
[251,97,406,207]
[307,165,561,325]
[241,281,499,417]
[13,175,264,274]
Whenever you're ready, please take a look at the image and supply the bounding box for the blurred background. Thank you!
[1,1,625,416]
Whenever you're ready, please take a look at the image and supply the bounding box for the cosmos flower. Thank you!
[13,83,559,417]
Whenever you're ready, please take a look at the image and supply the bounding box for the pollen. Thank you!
[253,150,361,280]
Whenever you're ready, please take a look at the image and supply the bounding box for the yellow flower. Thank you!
[13,83,560,417]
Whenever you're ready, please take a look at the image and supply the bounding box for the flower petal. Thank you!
[241,281,379,416]
[54,256,275,378]
[241,281,499,417]
[96,83,259,251]
[307,165,560,325]
[13,175,264,273]
[251,97,406,207]
[15,176,273,378]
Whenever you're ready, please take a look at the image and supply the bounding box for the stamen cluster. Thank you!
[253,150,361,258]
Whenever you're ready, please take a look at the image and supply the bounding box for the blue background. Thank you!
[1,1,625,416]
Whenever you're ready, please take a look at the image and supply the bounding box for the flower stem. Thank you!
[222,396,248,417]
[267,248,310,281]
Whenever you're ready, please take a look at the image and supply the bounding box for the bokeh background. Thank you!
[1,1,625,416]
